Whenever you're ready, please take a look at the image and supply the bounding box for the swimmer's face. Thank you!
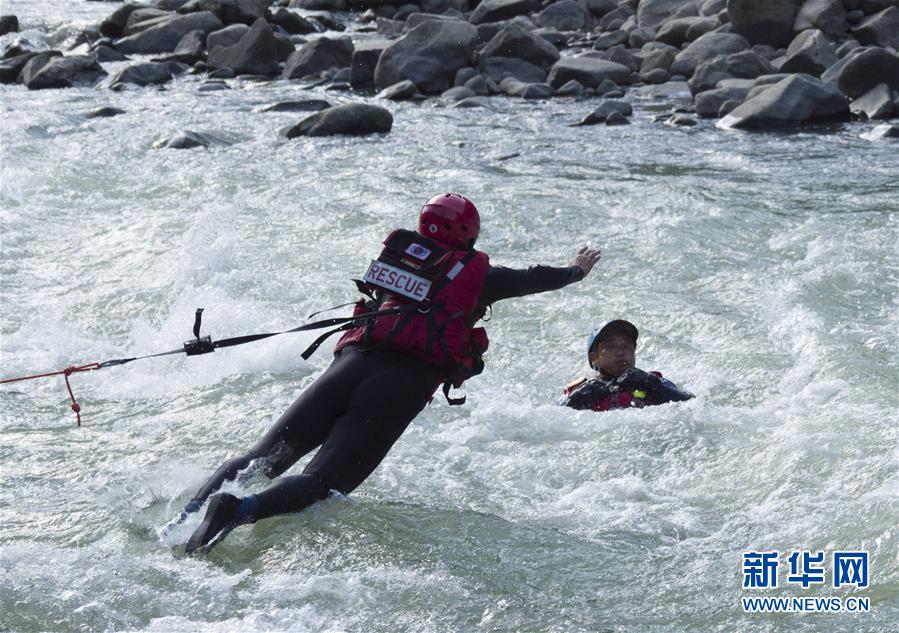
[589,333,636,377]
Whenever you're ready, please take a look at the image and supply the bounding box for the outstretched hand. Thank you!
[570,246,602,276]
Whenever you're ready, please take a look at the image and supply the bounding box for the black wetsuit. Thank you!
[189,264,584,522]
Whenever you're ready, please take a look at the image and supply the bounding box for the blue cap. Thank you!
[586,320,639,365]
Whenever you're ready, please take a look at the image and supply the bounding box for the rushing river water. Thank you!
[2,3,898,632]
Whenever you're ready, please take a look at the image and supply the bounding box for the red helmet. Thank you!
[419,193,480,249]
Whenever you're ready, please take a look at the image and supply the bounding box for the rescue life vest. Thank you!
[563,372,664,412]
[334,229,490,397]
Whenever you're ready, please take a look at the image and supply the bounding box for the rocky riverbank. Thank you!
[1,0,897,140]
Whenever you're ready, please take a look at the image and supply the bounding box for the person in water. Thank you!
[561,319,693,411]
[182,193,603,554]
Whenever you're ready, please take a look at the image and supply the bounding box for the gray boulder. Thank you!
[637,0,690,31]
[669,31,750,77]
[593,30,629,50]
[656,17,719,47]
[83,106,127,119]
[178,0,272,25]
[574,99,633,125]
[156,29,206,64]
[793,0,848,37]
[586,0,617,17]
[850,83,894,119]
[454,96,492,108]
[207,17,279,75]
[535,0,590,31]
[640,42,679,74]
[695,84,752,116]
[718,73,849,128]
[350,39,389,90]
[851,7,899,48]
[547,55,631,88]
[207,24,248,50]
[442,86,477,101]
[642,68,671,83]
[497,77,553,98]
[555,78,585,95]
[863,123,899,139]
[667,113,699,125]
[268,7,317,34]
[107,61,175,87]
[689,50,775,93]
[835,47,899,99]
[283,37,353,80]
[470,0,542,25]
[124,10,174,37]
[286,103,393,137]
[0,15,19,36]
[780,29,838,76]
[22,54,107,89]
[374,19,478,93]
[253,99,331,112]
[701,0,727,16]
[726,0,802,47]
[480,57,547,82]
[117,11,223,54]
[101,4,141,38]
[377,79,421,100]
[592,45,640,73]
[464,74,490,95]
[0,52,38,84]
[152,130,232,149]
[478,25,560,69]
[686,16,721,40]
[15,51,61,85]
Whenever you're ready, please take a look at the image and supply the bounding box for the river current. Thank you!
[1,2,898,632]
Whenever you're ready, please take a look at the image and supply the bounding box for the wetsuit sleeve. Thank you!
[480,265,585,305]
[618,369,694,404]
[562,379,616,410]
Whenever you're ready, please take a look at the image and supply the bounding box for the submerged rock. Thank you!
[862,123,899,140]
[83,106,127,119]
[575,100,633,125]
[253,99,332,113]
[152,130,233,149]
[285,103,393,137]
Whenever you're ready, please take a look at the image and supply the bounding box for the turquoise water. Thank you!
[2,3,898,632]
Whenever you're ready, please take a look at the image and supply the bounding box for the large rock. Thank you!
[0,52,37,84]
[374,19,478,93]
[107,61,175,87]
[669,31,750,77]
[718,73,849,128]
[253,99,331,112]
[640,42,679,75]
[207,17,279,75]
[283,37,353,79]
[470,0,542,25]
[637,0,691,31]
[535,0,590,31]
[851,7,899,48]
[780,29,838,76]
[835,47,899,99]
[116,11,223,54]
[15,51,61,85]
[574,99,633,124]
[22,54,107,89]
[155,29,206,64]
[207,24,248,50]
[497,77,553,98]
[695,83,753,116]
[655,17,719,48]
[124,9,174,37]
[478,25,560,69]
[546,55,632,88]
[285,103,393,137]
[850,83,894,119]
[350,39,389,90]
[793,0,848,37]
[863,123,899,140]
[727,0,802,47]
[178,0,272,25]
[268,7,317,34]
[480,57,547,82]
[0,15,19,36]
[689,49,775,93]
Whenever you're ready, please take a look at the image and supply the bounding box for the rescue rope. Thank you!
[0,305,407,426]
